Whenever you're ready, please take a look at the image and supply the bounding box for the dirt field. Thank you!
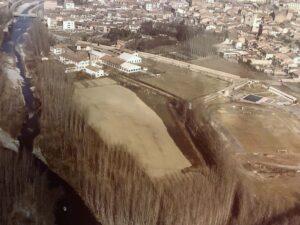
[189,57,268,80]
[210,103,300,154]
[74,78,191,178]
[136,59,229,100]
[117,79,204,167]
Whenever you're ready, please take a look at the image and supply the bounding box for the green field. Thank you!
[136,59,229,100]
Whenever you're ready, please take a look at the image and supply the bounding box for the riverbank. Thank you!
[0,66,25,138]
[0,8,103,224]
[0,15,24,138]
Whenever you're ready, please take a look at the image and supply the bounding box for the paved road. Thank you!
[140,52,242,82]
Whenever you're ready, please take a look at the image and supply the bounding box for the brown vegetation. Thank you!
[145,33,225,60]
[0,147,61,225]
[127,21,226,60]
[0,57,24,137]
[0,10,12,42]
[25,20,300,225]
[29,59,300,225]
[25,19,54,57]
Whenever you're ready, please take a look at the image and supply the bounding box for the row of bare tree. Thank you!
[0,146,61,225]
[25,20,300,225]
[28,58,300,225]
[149,33,224,60]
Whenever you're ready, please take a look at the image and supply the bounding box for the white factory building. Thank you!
[118,52,142,64]
[120,62,141,73]
[101,55,142,73]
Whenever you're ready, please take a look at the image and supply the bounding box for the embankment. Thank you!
[0,58,25,138]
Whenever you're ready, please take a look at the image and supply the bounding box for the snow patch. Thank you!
[33,147,48,165]
[16,44,31,78]
[3,56,24,89]
[0,128,19,152]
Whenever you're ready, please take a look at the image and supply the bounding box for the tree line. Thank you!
[23,19,300,225]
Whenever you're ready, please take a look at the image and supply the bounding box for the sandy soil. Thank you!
[136,59,229,100]
[74,78,191,178]
[117,80,204,167]
[211,103,300,154]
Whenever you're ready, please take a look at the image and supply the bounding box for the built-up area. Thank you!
[44,0,300,80]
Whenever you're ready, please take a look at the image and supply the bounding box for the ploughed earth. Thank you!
[74,78,191,178]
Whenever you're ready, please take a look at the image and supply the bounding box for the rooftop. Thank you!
[61,51,89,63]
[86,65,102,72]
[102,55,125,65]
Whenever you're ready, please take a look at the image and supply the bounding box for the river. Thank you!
[0,8,100,225]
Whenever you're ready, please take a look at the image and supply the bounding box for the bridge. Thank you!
[9,0,23,11]
[13,13,38,18]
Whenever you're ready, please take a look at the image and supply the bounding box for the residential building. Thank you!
[63,20,75,30]
[46,17,57,29]
[85,65,105,78]
[59,51,90,70]
[44,0,57,11]
[64,0,75,10]
[287,2,300,11]
[50,44,66,55]
[90,50,107,63]
[293,55,300,65]
[145,2,153,11]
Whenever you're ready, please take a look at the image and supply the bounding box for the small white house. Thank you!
[63,20,75,30]
[50,44,65,55]
[46,17,57,29]
[293,56,300,65]
[250,59,272,66]
[145,2,153,11]
[235,42,243,50]
[120,62,141,73]
[206,25,217,31]
[64,0,75,10]
[265,53,274,60]
[90,50,106,63]
[118,52,142,64]
[85,65,105,78]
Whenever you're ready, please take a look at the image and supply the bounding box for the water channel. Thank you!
[0,9,100,225]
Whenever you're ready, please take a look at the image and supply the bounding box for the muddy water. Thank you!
[0,15,100,225]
